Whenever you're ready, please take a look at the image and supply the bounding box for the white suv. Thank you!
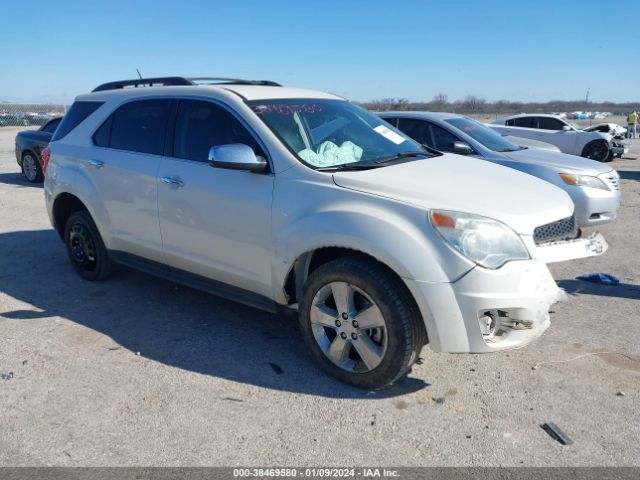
[44,77,608,389]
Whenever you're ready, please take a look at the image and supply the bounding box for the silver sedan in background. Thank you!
[379,111,620,228]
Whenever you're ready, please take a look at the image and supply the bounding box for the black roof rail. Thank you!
[188,77,282,87]
[92,76,282,93]
[92,76,194,92]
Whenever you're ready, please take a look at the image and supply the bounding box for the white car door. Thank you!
[157,99,274,298]
[89,98,170,262]
[535,117,578,154]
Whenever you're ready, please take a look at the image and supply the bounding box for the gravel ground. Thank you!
[0,126,639,466]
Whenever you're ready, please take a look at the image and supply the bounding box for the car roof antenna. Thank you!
[136,69,143,80]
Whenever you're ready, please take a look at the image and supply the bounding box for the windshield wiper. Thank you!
[372,150,431,165]
[315,163,386,172]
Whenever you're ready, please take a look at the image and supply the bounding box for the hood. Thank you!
[332,154,574,235]
[503,148,613,175]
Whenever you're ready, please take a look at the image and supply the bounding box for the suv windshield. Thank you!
[446,117,523,153]
[246,99,427,169]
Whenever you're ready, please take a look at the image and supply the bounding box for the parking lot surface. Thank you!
[1,127,639,466]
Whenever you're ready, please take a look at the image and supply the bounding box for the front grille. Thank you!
[533,216,578,245]
[602,173,620,191]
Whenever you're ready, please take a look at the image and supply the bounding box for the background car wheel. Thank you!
[21,152,43,183]
[64,211,112,281]
[299,256,426,389]
[581,140,610,162]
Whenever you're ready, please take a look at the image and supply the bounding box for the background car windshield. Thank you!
[446,117,522,152]
[246,99,423,168]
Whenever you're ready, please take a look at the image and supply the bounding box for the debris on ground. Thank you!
[576,272,620,285]
[222,397,244,402]
[1,371,14,380]
[616,391,626,397]
[541,422,573,445]
[532,351,635,370]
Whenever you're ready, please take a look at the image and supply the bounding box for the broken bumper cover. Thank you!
[610,143,627,156]
[404,232,607,354]
[529,232,608,264]
[405,260,563,353]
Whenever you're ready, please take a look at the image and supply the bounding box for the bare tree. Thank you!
[369,98,409,111]
[432,93,448,111]
[462,95,486,113]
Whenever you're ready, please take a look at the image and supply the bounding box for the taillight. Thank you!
[41,146,51,175]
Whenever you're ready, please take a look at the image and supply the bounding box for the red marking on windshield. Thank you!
[250,104,323,115]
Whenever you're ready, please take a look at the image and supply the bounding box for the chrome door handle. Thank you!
[87,159,104,168]
[160,176,185,188]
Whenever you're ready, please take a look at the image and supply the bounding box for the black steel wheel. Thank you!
[64,211,112,281]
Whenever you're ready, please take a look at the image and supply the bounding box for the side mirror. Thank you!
[562,125,572,131]
[453,141,474,155]
[208,144,268,172]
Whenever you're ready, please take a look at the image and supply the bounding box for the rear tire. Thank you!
[21,152,43,183]
[581,140,610,162]
[64,211,112,281]
[299,256,425,389]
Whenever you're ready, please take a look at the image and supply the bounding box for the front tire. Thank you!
[64,211,112,281]
[299,256,425,389]
[581,140,610,162]
[21,152,43,183]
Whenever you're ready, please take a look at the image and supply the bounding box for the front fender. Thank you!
[271,197,475,301]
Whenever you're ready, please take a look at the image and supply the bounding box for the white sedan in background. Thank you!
[380,111,621,228]
[490,113,615,162]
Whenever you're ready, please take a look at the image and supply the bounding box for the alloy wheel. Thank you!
[22,154,38,181]
[310,281,388,373]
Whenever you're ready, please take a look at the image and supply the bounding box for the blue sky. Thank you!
[1,0,638,104]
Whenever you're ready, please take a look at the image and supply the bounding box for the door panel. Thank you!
[157,159,274,296]
[87,99,171,261]
[88,149,164,261]
[157,98,274,297]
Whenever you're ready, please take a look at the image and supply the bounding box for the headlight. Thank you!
[430,210,530,269]
[559,173,609,190]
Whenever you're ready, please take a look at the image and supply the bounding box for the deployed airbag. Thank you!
[299,141,363,167]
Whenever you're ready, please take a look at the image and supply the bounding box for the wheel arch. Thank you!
[580,138,610,161]
[52,192,90,240]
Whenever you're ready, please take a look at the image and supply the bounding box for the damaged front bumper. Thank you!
[403,232,608,354]
[529,232,608,263]
[610,141,628,157]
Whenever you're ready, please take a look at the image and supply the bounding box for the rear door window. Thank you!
[512,117,537,128]
[397,118,432,146]
[172,99,264,162]
[42,118,61,134]
[106,99,172,155]
[381,117,398,128]
[52,101,104,141]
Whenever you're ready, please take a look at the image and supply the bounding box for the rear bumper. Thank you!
[15,142,22,166]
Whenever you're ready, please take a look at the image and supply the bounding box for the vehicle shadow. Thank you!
[0,229,429,398]
[617,170,640,181]
[0,172,42,188]
[558,279,640,301]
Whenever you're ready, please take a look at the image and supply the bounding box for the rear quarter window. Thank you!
[51,101,104,141]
